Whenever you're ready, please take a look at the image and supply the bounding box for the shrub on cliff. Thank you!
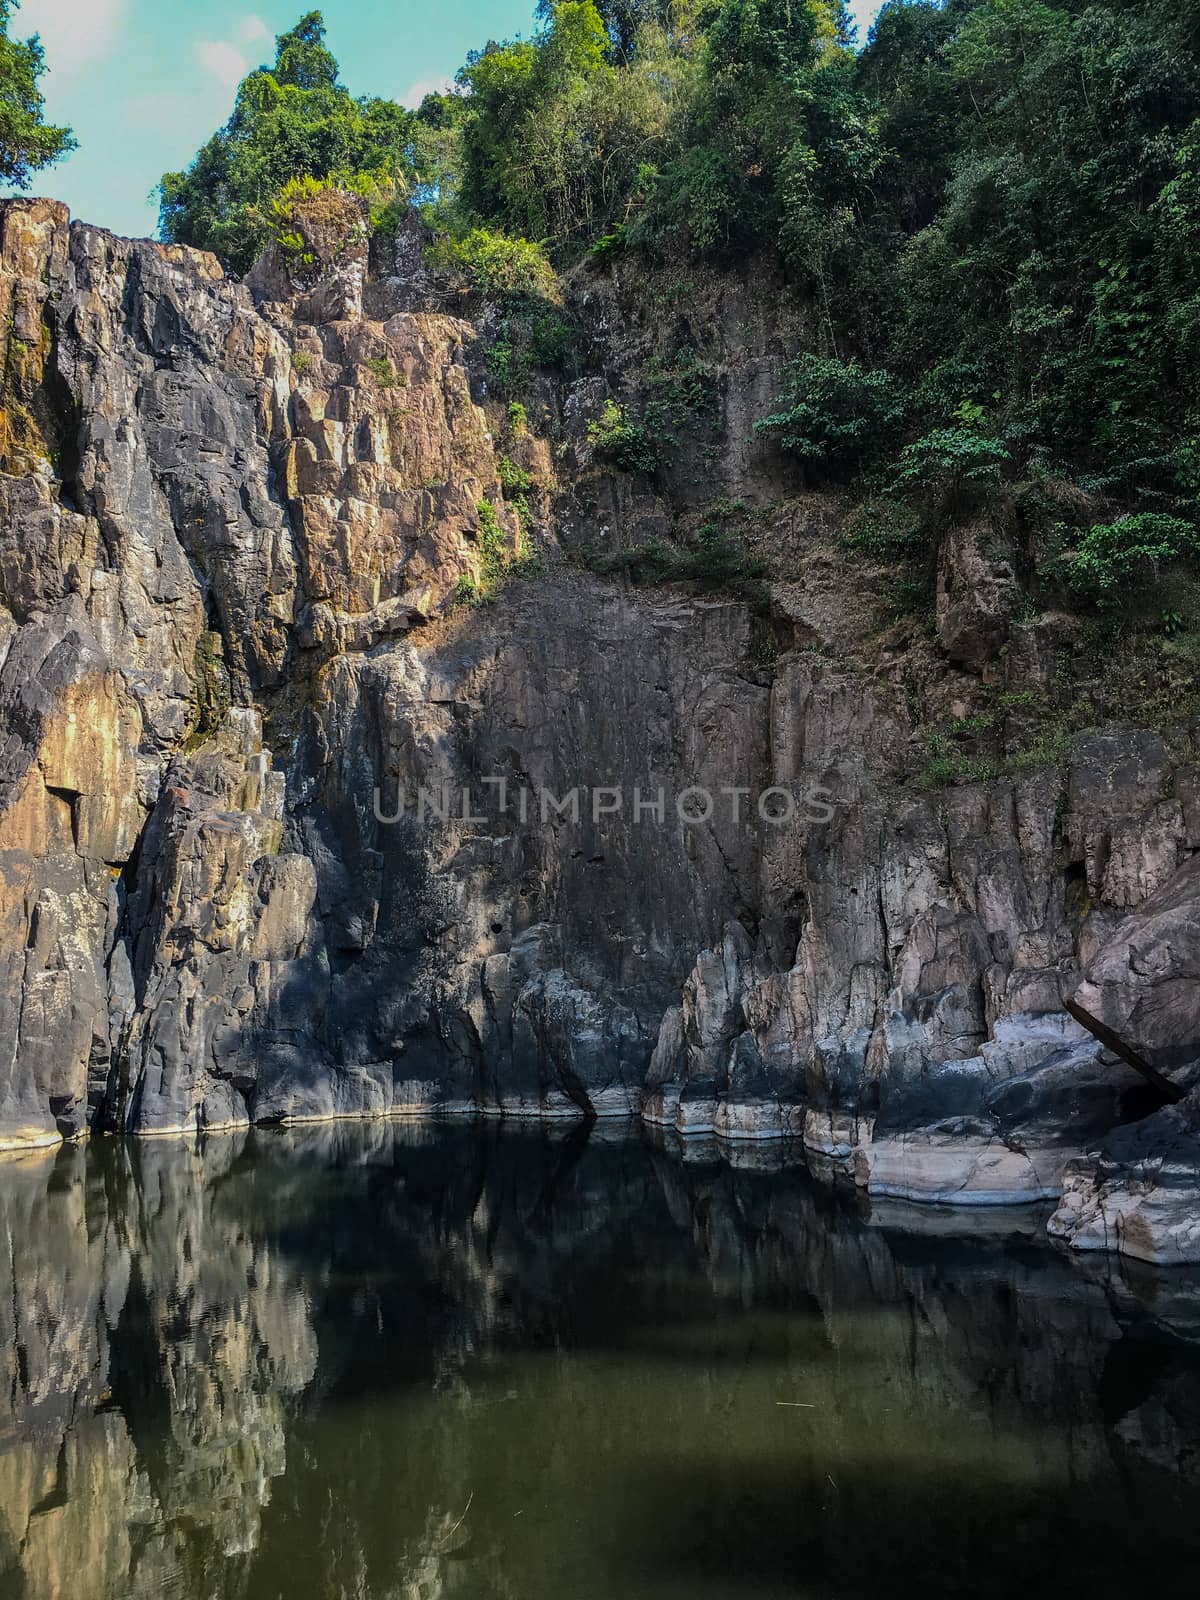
[587,519,768,601]
[426,227,559,301]
[892,426,1011,500]
[455,499,539,606]
[756,355,907,478]
[587,398,660,472]
[265,176,395,281]
[1059,514,1200,603]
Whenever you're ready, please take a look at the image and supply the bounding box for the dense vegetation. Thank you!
[159,13,415,274]
[157,1,1200,611]
[0,0,73,189]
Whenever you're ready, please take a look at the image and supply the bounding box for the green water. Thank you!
[1,1120,1198,1599]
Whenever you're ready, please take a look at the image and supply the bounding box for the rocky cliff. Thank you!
[2,195,1199,1262]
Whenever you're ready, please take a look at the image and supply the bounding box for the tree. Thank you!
[274,11,339,89]
[158,11,413,274]
[756,355,908,475]
[831,2,857,50]
[0,0,74,190]
[536,0,678,63]
[457,1,694,247]
[1061,513,1200,602]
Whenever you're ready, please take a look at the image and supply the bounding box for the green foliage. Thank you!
[485,302,579,395]
[159,12,414,273]
[538,0,684,63]
[882,0,1200,505]
[918,727,1076,788]
[524,305,578,368]
[365,356,400,386]
[587,397,659,471]
[756,355,907,475]
[456,2,696,250]
[892,428,1011,496]
[498,455,533,493]
[1059,514,1200,602]
[497,449,538,536]
[587,519,768,600]
[636,144,749,253]
[682,520,769,598]
[917,687,1075,789]
[631,0,886,276]
[841,497,926,556]
[918,749,1001,789]
[476,498,510,592]
[641,343,715,432]
[427,226,558,299]
[290,349,313,375]
[0,0,74,187]
[456,498,524,606]
[587,222,629,261]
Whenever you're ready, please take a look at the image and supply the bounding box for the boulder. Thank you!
[1070,852,1200,1076]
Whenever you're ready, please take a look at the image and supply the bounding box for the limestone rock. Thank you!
[1045,856,1200,1261]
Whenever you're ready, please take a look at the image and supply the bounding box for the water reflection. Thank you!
[0,1120,1198,1599]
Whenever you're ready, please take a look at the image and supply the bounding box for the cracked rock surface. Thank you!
[1,197,1198,1257]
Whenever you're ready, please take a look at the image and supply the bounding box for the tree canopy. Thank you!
[159,1,1200,589]
[0,0,74,190]
[158,11,414,274]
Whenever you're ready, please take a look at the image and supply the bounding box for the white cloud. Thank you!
[197,39,248,91]
[17,0,127,83]
[401,75,455,109]
[236,14,271,46]
[195,17,273,96]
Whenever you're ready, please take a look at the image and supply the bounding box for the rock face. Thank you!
[642,711,1183,1213]
[0,196,767,1139]
[1048,854,1200,1263]
[1069,852,1200,1072]
[0,194,1198,1257]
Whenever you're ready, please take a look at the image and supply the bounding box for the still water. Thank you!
[1,1120,1199,1599]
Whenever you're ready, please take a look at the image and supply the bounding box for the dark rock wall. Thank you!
[1,197,1199,1257]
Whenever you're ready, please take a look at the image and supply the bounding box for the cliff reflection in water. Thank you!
[1,1123,1199,1600]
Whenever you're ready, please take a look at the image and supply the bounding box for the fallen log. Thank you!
[1065,996,1185,1105]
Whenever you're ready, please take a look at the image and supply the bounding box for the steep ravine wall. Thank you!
[1,197,1199,1263]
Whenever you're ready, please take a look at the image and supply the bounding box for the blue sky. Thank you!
[10,0,886,239]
